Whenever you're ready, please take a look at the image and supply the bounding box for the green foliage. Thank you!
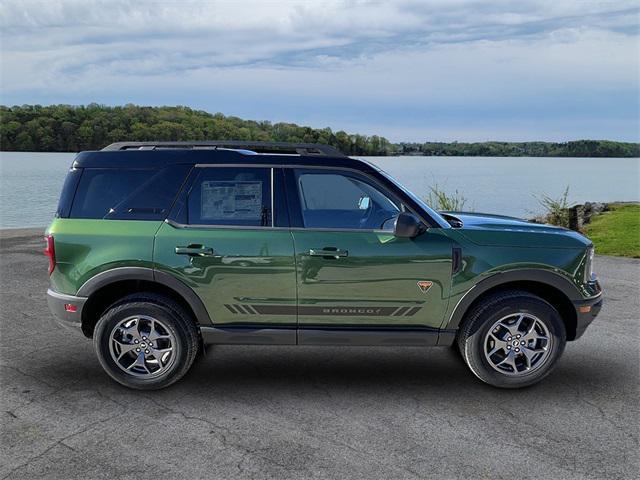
[1,104,638,157]
[426,184,469,211]
[584,204,640,258]
[396,140,640,158]
[535,186,571,227]
[0,104,393,155]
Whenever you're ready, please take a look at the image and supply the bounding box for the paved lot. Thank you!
[1,228,638,480]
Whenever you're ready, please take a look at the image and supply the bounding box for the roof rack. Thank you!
[101,141,346,157]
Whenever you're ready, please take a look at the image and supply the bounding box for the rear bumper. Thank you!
[46,289,87,331]
[572,292,603,340]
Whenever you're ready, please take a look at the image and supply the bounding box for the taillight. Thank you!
[44,234,56,275]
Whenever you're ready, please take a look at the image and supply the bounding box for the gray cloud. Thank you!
[2,1,637,73]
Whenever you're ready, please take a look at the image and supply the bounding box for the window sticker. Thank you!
[201,181,263,220]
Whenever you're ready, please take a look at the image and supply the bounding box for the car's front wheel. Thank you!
[93,293,200,390]
[457,290,566,388]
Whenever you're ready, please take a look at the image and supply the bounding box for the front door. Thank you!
[154,166,297,339]
[286,168,454,343]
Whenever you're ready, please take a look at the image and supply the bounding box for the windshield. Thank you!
[376,168,450,228]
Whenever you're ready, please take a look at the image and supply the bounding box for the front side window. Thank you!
[295,169,401,230]
[187,167,272,226]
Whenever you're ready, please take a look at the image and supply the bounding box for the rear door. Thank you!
[286,167,454,342]
[154,166,297,338]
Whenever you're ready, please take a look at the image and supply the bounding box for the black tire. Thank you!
[457,290,566,389]
[93,293,200,390]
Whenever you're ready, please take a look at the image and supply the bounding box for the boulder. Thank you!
[568,202,609,231]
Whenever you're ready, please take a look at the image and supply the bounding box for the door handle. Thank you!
[308,248,348,259]
[175,245,215,256]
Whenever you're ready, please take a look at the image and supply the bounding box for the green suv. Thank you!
[46,141,603,390]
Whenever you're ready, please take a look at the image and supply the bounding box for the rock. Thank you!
[568,202,609,231]
[568,204,585,231]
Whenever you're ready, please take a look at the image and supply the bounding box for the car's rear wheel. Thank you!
[457,290,566,388]
[93,293,200,390]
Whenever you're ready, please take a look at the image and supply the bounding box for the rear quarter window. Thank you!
[55,167,82,218]
[69,165,190,220]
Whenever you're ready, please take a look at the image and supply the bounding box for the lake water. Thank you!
[0,151,638,229]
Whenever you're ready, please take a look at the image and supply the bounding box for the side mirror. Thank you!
[393,212,425,238]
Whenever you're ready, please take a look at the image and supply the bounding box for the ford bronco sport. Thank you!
[46,141,603,390]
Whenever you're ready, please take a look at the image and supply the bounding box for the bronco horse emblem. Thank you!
[417,280,433,293]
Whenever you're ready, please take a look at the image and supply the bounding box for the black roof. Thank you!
[73,142,376,172]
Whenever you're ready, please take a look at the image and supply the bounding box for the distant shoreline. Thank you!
[2,104,639,158]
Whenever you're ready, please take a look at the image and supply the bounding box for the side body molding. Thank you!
[444,268,583,332]
[77,267,212,325]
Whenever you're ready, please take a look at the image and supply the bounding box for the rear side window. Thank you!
[69,165,190,220]
[187,167,272,226]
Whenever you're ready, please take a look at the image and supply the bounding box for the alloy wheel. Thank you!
[108,315,176,377]
[483,313,553,376]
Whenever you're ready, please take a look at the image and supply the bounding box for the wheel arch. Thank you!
[446,270,580,341]
[78,267,211,338]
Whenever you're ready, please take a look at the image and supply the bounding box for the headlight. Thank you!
[585,246,595,281]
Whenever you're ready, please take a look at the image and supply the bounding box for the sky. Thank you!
[1,0,639,142]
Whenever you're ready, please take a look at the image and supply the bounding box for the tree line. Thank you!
[1,104,638,157]
[396,140,640,158]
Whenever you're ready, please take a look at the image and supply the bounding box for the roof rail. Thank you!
[101,141,347,157]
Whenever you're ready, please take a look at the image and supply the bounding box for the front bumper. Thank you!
[46,289,87,331]
[572,291,603,340]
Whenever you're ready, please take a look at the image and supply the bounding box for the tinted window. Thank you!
[55,167,82,218]
[295,170,401,229]
[69,166,189,220]
[187,168,272,226]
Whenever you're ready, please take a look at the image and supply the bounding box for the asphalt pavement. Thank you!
[1,228,638,480]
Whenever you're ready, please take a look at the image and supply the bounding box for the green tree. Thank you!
[1,104,638,157]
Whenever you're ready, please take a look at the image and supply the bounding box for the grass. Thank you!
[583,204,640,258]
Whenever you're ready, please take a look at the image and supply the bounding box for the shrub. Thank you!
[426,183,469,211]
[535,186,570,227]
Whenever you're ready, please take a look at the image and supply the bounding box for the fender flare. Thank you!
[445,268,582,330]
[77,267,212,324]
